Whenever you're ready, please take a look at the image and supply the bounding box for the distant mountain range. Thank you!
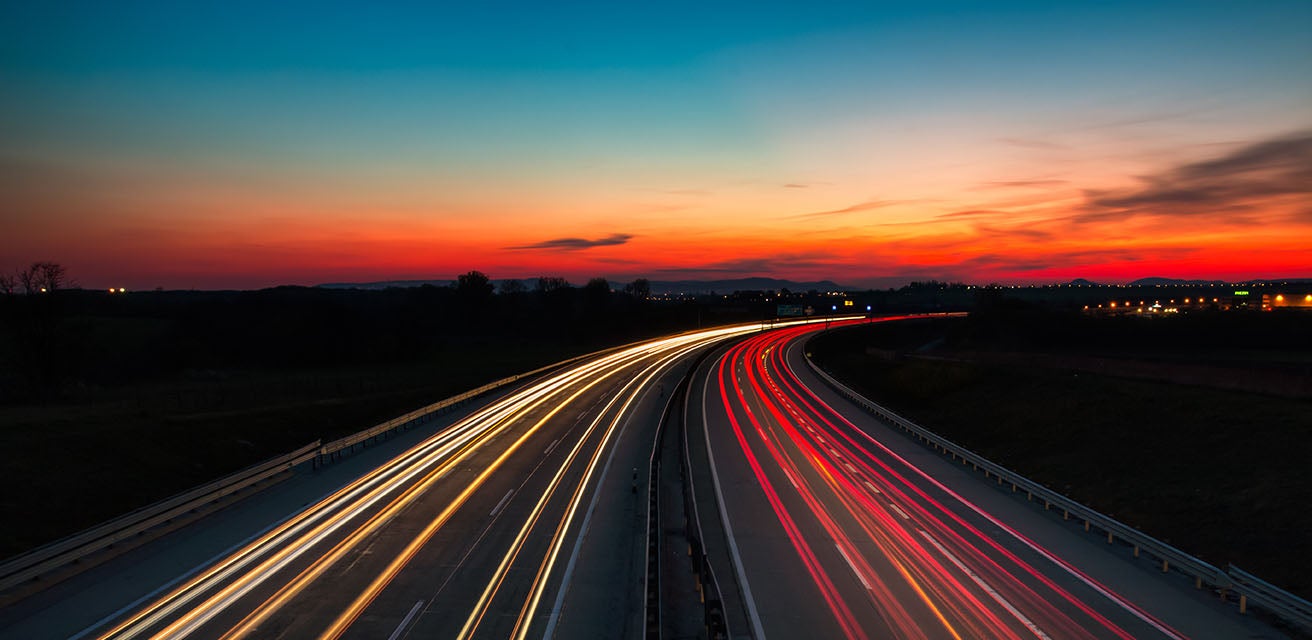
[318,279,455,290]
[1125,277,1228,286]
[646,278,854,295]
[319,276,1308,293]
[318,277,856,294]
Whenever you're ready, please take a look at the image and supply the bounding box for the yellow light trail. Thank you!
[91,316,858,639]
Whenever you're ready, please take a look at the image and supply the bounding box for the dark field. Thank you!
[0,342,592,557]
[809,311,1312,600]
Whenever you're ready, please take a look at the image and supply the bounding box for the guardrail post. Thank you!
[1239,595,1247,614]
[1161,559,1169,572]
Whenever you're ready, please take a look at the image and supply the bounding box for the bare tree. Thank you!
[498,279,527,295]
[36,262,67,292]
[14,262,68,294]
[0,272,16,295]
[624,278,651,300]
[535,276,569,293]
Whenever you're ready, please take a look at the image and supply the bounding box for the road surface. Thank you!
[688,318,1283,640]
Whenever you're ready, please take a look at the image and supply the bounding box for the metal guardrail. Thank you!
[316,350,607,462]
[0,440,320,593]
[1229,565,1312,632]
[804,354,1312,634]
[678,350,730,640]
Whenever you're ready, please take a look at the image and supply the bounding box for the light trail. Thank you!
[703,318,1191,640]
[88,316,853,640]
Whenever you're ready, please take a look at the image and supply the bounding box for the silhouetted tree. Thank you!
[624,278,650,300]
[0,273,15,295]
[536,276,570,293]
[456,270,493,300]
[16,262,68,294]
[498,279,526,295]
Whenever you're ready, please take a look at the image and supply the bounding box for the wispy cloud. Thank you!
[1080,131,1312,223]
[794,199,903,218]
[783,183,810,189]
[974,179,1069,190]
[507,233,634,251]
[935,209,1008,219]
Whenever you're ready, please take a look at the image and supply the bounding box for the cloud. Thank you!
[974,179,1069,190]
[1080,131,1312,223]
[783,183,809,189]
[794,199,903,218]
[653,252,854,277]
[507,233,634,251]
[935,209,1008,219]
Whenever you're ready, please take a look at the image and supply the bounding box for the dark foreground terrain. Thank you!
[810,306,1312,600]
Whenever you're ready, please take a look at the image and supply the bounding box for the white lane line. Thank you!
[863,480,881,495]
[489,490,514,517]
[919,530,1052,640]
[701,361,769,640]
[544,438,560,455]
[789,348,1188,640]
[843,462,857,474]
[387,600,425,640]
[834,544,872,591]
[888,503,911,520]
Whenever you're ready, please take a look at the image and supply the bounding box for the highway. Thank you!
[2,316,1286,639]
[7,319,825,640]
[687,318,1279,640]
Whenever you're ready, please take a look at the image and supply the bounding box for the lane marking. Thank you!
[490,490,514,517]
[862,480,881,495]
[843,462,857,474]
[792,351,1187,640]
[700,359,769,640]
[834,544,872,592]
[544,439,560,455]
[888,503,911,521]
[387,600,424,640]
[919,530,1051,640]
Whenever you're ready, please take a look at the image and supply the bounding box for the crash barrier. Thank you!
[678,350,731,640]
[0,440,319,593]
[805,354,1312,635]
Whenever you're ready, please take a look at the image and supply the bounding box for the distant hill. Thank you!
[318,279,454,290]
[318,277,856,295]
[646,278,854,295]
[1067,278,1101,286]
[1128,277,1228,286]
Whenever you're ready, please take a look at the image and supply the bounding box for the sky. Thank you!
[2,1,1310,289]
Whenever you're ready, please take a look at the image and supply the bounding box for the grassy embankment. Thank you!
[810,315,1312,600]
[0,340,590,558]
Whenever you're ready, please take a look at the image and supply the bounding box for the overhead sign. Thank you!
[777,304,803,317]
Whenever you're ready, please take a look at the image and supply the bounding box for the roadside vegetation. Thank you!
[809,304,1312,600]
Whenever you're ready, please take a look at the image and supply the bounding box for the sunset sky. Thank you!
[3,1,1309,289]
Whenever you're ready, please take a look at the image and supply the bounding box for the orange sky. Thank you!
[2,3,1309,289]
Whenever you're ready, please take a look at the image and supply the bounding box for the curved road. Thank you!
[1,319,833,640]
[689,318,1280,640]
[1,316,1284,639]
